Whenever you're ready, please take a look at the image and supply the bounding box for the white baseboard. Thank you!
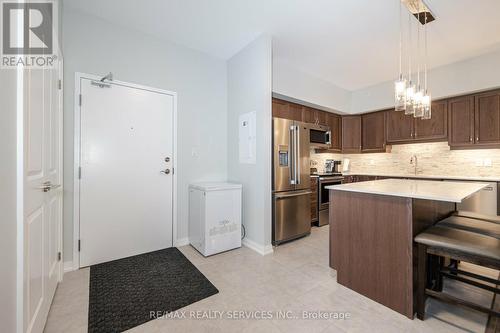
[175,237,189,247]
[63,261,75,273]
[242,238,274,256]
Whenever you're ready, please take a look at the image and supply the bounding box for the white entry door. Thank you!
[79,77,175,267]
[23,62,63,333]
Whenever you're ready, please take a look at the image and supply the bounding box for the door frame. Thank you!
[73,72,178,270]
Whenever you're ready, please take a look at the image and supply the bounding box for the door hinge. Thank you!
[58,252,62,261]
[172,168,174,175]
[78,166,82,179]
[79,94,82,106]
[58,79,62,90]
[78,239,81,252]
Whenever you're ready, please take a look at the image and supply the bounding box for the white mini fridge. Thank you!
[188,182,242,256]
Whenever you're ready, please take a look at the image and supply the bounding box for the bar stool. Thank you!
[415,219,500,320]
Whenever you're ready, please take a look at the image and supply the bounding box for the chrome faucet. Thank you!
[410,155,418,175]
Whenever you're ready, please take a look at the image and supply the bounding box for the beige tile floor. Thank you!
[45,226,494,332]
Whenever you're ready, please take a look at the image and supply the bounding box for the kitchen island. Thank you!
[327,179,487,319]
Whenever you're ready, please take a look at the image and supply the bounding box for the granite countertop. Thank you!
[341,173,500,182]
[326,178,487,203]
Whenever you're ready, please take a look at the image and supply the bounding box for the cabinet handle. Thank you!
[469,136,472,142]
[477,137,479,142]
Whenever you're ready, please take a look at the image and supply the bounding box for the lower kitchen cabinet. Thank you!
[342,116,362,153]
[310,177,318,223]
[362,111,387,153]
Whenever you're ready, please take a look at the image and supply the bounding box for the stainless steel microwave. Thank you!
[309,124,331,149]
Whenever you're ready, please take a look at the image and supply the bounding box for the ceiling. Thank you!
[64,0,500,90]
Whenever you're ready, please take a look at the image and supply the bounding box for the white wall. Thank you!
[227,35,273,254]
[351,48,500,113]
[273,58,351,113]
[62,8,228,262]
[0,70,18,333]
[274,48,500,115]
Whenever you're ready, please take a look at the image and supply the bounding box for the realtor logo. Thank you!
[1,0,57,68]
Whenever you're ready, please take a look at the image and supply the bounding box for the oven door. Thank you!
[319,177,343,210]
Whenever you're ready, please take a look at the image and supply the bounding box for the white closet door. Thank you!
[23,61,63,333]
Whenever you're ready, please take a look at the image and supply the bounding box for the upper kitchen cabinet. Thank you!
[448,95,475,148]
[386,109,414,143]
[448,90,500,149]
[316,112,342,152]
[327,113,342,151]
[342,115,362,153]
[414,100,448,142]
[474,90,500,147]
[303,107,327,126]
[387,100,448,144]
[362,111,387,153]
[272,98,303,122]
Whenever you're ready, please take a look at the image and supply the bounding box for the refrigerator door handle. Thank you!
[295,125,300,185]
[289,125,296,185]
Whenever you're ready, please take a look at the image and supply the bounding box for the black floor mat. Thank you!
[88,247,218,333]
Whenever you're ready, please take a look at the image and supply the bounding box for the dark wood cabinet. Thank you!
[448,91,500,149]
[387,101,448,144]
[272,98,303,121]
[328,113,342,151]
[362,111,386,153]
[342,116,362,153]
[303,107,327,126]
[414,100,448,141]
[475,90,500,146]
[387,110,413,143]
[310,177,318,223]
[273,89,500,153]
[448,96,474,148]
[386,109,414,143]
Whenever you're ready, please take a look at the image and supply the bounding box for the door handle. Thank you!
[275,191,312,199]
[38,181,61,192]
[161,169,171,175]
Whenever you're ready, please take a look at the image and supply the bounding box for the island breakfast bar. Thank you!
[327,179,487,319]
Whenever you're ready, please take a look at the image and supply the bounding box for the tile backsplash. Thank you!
[311,142,500,177]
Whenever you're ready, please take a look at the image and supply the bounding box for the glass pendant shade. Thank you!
[413,88,424,118]
[405,83,415,115]
[394,77,407,111]
[422,93,431,119]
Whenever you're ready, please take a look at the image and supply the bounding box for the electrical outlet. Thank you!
[484,158,492,167]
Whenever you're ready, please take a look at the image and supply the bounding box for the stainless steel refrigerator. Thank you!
[272,117,311,245]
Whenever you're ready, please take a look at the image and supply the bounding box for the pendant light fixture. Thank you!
[404,11,415,115]
[413,5,424,118]
[395,0,434,119]
[421,10,432,119]
[394,0,406,111]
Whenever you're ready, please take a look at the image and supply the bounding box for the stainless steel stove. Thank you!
[316,173,344,226]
